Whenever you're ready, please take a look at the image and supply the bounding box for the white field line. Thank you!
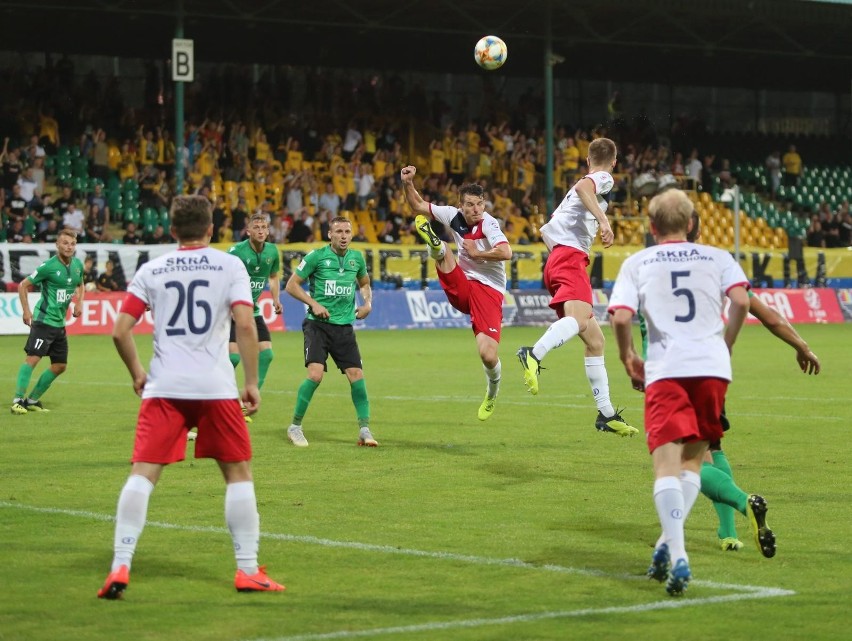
[2,499,794,641]
[243,587,794,641]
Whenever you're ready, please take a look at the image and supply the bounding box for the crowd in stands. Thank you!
[2,58,851,258]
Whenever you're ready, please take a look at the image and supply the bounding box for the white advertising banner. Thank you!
[0,243,178,286]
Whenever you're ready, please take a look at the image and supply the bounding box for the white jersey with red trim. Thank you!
[429,204,508,292]
[540,171,613,253]
[607,241,749,385]
[128,246,253,399]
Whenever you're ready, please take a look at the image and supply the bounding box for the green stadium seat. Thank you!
[123,206,140,227]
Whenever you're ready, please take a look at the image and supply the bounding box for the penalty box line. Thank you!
[0,500,794,594]
[1,500,794,640]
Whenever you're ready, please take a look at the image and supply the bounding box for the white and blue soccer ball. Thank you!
[474,35,507,71]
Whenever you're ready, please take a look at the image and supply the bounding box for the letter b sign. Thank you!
[172,39,194,82]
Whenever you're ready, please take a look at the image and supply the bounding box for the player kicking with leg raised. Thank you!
[516,138,636,436]
[609,189,751,595]
[98,195,284,599]
[401,165,512,421]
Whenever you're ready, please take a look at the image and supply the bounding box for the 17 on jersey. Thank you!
[28,255,84,327]
[228,240,280,315]
[295,245,367,325]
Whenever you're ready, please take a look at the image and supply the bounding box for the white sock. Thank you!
[532,316,579,361]
[679,470,702,519]
[431,243,446,260]
[484,360,501,399]
[226,481,260,575]
[653,476,688,563]
[584,356,615,417]
[112,474,155,571]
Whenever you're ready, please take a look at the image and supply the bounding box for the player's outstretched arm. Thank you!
[748,295,821,374]
[400,166,431,216]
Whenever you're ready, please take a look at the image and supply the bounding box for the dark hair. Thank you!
[330,215,352,228]
[458,182,485,202]
[170,195,212,241]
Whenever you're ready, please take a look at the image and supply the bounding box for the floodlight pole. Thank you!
[175,0,185,196]
[544,1,555,216]
[733,184,741,261]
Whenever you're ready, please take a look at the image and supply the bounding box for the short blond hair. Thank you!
[648,189,692,236]
[588,138,617,167]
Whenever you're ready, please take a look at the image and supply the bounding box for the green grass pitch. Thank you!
[1,324,850,641]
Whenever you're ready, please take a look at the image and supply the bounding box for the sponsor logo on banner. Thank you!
[724,288,844,324]
[833,288,852,321]
[405,291,467,327]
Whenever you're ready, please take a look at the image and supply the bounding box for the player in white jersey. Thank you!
[516,137,637,437]
[401,165,511,421]
[97,195,284,600]
[608,189,751,596]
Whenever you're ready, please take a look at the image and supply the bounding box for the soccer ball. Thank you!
[474,35,507,71]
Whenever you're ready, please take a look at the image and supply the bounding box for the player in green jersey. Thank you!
[227,214,282,422]
[11,228,85,414]
[283,216,377,447]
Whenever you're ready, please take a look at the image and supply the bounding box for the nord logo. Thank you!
[324,280,353,296]
[406,291,464,322]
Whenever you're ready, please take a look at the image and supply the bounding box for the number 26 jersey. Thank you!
[127,246,253,400]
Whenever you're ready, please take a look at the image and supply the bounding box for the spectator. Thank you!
[7,184,27,222]
[356,163,376,210]
[288,209,314,243]
[37,218,60,243]
[62,202,85,237]
[83,256,99,291]
[96,260,124,291]
[53,185,75,220]
[317,181,341,217]
[211,195,227,243]
[230,199,249,242]
[122,221,143,245]
[144,224,173,244]
[1,138,22,192]
[352,224,369,243]
[7,218,26,242]
[806,216,825,248]
[684,148,702,190]
[85,203,111,243]
[766,150,782,199]
[378,219,399,244]
[92,129,110,182]
[782,144,802,187]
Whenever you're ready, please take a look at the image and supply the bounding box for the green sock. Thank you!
[292,379,320,425]
[229,353,241,368]
[29,369,58,401]
[712,449,734,477]
[258,349,273,390]
[15,363,35,399]
[350,378,370,428]
[701,461,747,540]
